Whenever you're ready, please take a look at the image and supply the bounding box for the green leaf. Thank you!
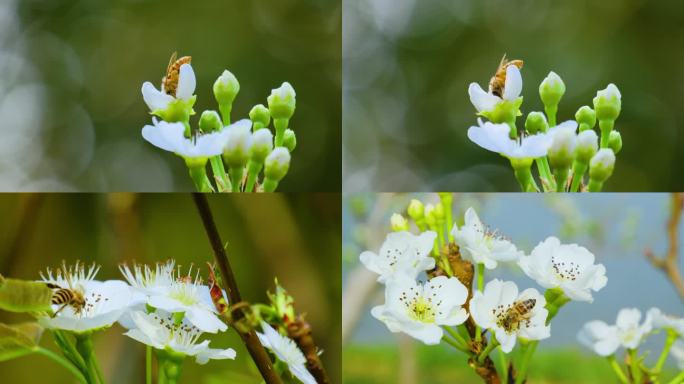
[0,278,52,313]
[0,322,42,361]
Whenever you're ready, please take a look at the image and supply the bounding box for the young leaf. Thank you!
[0,278,52,313]
[0,322,41,361]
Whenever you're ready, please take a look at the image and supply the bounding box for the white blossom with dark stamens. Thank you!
[360,231,437,283]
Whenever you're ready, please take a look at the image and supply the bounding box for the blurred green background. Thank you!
[343,0,684,192]
[0,0,340,191]
[0,193,341,383]
[342,193,684,383]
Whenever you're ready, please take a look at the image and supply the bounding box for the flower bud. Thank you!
[589,148,615,182]
[548,126,577,169]
[250,128,273,163]
[390,213,409,232]
[593,84,621,122]
[213,70,240,107]
[575,106,596,131]
[222,120,253,168]
[249,104,271,130]
[539,71,566,108]
[575,129,598,164]
[407,199,424,221]
[282,129,296,152]
[433,202,445,223]
[525,111,549,134]
[267,82,296,120]
[424,204,436,228]
[608,131,622,154]
[264,147,291,182]
[199,110,222,133]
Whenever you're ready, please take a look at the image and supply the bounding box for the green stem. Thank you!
[219,105,232,126]
[599,119,614,148]
[52,331,89,380]
[607,355,629,384]
[544,105,558,127]
[91,355,105,384]
[588,179,604,192]
[146,345,152,384]
[209,155,230,192]
[545,293,570,325]
[188,164,214,192]
[507,118,518,139]
[442,335,469,353]
[654,330,677,375]
[495,347,508,380]
[570,161,588,192]
[629,349,642,384]
[262,178,278,192]
[439,194,454,242]
[511,159,538,192]
[229,166,244,192]
[274,118,288,147]
[477,337,500,364]
[535,157,555,192]
[514,341,538,384]
[667,370,684,384]
[475,263,484,342]
[444,326,468,348]
[75,333,102,384]
[36,347,88,384]
[244,160,264,192]
[554,167,570,192]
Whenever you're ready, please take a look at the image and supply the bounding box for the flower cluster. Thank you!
[360,194,607,382]
[579,307,684,383]
[466,57,622,192]
[141,54,296,192]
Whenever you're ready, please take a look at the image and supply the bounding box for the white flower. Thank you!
[257,322,315,384]
[577,320,620,356]
[359,231,437,283]
[469,279,550,353]
[547,121,579,158]
[124,310,235,364]
[468,64,522,113]
[671,340,684,370]
[222,119,254,165]
[120,261,227,333]
[590,148,616,170]
[142,63,196,111]
[518,236,607,302]
[38,262,132,333]
[451,207,523,269]
[647,307,684,336]
[371,275,468,345]
[467,119,552,159]
[142,119,229,160]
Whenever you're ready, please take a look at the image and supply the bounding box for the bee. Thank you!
[206,262,228,315]
[46,283,86,317]
[499,298,536,332]
[162,51,192,97]
[489,54,524,98]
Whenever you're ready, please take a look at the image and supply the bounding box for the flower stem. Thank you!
[607,355,629,384]
[192,194,283,384]
[477,337,499,364]
[439,193,454,242]
[544,105,557,127]
[244,160,264,192]
[262,178,279,192]
[52,330,90,382]
[146,345,152,384]
[599,119,614,148]
[475,263,484,342]
[229,166,244,192]
[545,293,570,324]
[667,370,684,384]
[654,330,677,375]
[588,179,604,192]
[188,164,214,192]
[511,158,538,192]
[535,157,555,192]
[209,156,230,192]
[514,341,538,384]
[219,105,232,126]
[628,349,642,384]
[554,167,570,192]
[273,118,288,147]
[75,333,104,384]
[570,161,588,192]
[444,326,468,350]
[442,335,469,353]
[495,347,508,379]
[36,347,88,384]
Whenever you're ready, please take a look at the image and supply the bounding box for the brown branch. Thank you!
[286,315,330,384]
[192,193,283,384]
[645,193,684,302]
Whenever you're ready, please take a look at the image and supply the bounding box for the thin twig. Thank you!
[192,194,283,384]
[645,193,684,302]
[286,315,330,383]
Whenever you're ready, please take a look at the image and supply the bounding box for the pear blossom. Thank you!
[257,322,315,384]
[577,320,620,356]
[578,308,652,356]
[142,63,196,112]
[647,307,684,336]
[467,119,552,159]
[120,261,227,333]
[451,207,523,269]
[469,279,550,352]
[141,119,230,160]
[371,275,468,345]
[359,231,437,283]
[518,236,607,302]
[38,262,132,333]
[468,64,522,114]
[124,310,236,364]
[671,340,684,370]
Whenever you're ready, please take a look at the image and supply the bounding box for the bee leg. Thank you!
[51,302,70,318]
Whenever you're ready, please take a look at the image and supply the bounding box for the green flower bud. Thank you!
[575,130,598,164]
[589,148,615,182]
[525,111,549,134]
[608,131,622,154]
[250,128,274,163]
[264,147,291,182]
[433,202,445,223]
[548,126,577,169]
[282,129,296,152]
[390,213,409,232]
[249,104,271,131]
[593,84,621,122]
[407,199,424,221]
[575,106,596,131]
[424,204,437,228]
[267,82,296,120]
[222,121,253,168]
[539,71,566,108]
[198,110,222,133]
[213,70,240,107]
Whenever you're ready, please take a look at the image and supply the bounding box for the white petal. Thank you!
[616,308,641,330]
[185,307,228,333]
[497,331,517,353]
[468,83,500,112]
[142,82,173,111]
[176,64,196,100]
[142,122,184,152]
[503,65,522,100]
[402,323,443,345]
[194,347,237,364]
[290,364,317,384]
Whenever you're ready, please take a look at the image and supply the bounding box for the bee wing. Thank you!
[166,51,178,74]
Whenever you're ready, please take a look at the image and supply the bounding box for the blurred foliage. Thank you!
[343,0,684,192]
[2,0,340,191]
[0,193,341,383]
